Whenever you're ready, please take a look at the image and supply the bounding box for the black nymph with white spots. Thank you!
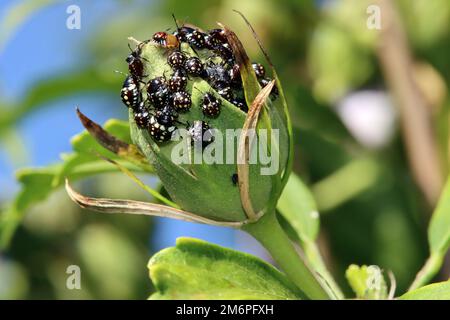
[121,24,278,145]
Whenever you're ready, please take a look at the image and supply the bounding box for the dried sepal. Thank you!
[233,10,294,194]
[237,80,275,221]
[76,108,148,167]
[65,180,244,228]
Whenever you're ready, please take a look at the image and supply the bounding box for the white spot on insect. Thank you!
[310,211,319,219]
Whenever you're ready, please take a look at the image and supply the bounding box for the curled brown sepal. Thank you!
[233,10,294,192]
[76,108,148,166]
[237,79,275,222]
[65,179,245,228]
[217,22,260,106]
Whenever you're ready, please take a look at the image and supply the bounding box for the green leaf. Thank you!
[400,281,450,300]
[0,159,144,249]
[409,176,450,290]
[345,264,388,300]
[428,176,450,258]
[277,173,319,242]
[148,237,304,300]
[277,173,343,298]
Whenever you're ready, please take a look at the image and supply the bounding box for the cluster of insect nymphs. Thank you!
[120,18,278,146]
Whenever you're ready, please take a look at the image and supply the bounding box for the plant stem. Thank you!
[408,253,443,291]
[243,211,332,300]
[376,0,443,206]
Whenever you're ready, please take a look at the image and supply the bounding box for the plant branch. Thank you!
[375,0,443,206]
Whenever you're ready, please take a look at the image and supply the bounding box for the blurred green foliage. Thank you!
[1,0,449,299]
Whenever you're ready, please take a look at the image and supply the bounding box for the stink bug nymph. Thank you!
[121,75,140,109]
[134,102,150,128]
[167,51,187,69]
[185,57,204,77]
[201,92,221,118]
[206,28,228,48]
[147,76,169,108]
[155,105,178,126]
[231,97,248,113]
[252,62,266,78]
[214,82,233,101]
[171,91,192,112]
[149,115,177,142]
[126,44,146,80]
[168,69,188,92]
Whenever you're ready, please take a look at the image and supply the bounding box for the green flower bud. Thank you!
[129,24,292,225]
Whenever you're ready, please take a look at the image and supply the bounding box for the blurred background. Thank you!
[0,0,449,299]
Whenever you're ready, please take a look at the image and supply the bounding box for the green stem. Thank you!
[243,211,331,300]
[408,253,443,291]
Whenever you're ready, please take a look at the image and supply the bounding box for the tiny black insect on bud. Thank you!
[148,115,177,142]
[147,76,169,108]
[214,83,233,101]
[229,63,242,88]
[121,75,140,110]
[155,105,178,126]
[213,43,234,65]
[201,92,221,118]
[231,173,239,186]
[185,29,207,49]
[174,26,195,42]
[134,102,150,128]
[171,91,192,112]
[230,97,248,113]
[147,76,166,93]
[252,62,265,78]
[185,57,204,77]
[259,78,279,98]
[167,51,187,69]
[126,51,145,80]
[168,69,188,92]
[206,28,228,49]
[204,63,231,87]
